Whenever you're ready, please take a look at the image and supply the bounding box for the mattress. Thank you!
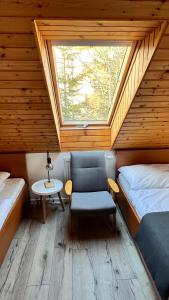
[0,178,25,229]
[118,174,169,219]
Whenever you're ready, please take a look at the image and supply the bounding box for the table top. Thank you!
[31,179,63,196]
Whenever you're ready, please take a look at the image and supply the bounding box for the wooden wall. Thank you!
[0,2,169,19]
[114,23,169,149]
[36,19,160,42]
[111,23,166,147]
[60,128,111,151]
[0,17,59,152]
[0,1,169,152]
[36,19,161,151]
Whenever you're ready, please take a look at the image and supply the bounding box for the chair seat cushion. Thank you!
[71,191,116,215]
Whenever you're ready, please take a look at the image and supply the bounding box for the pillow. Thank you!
[118,173,131,190]
[118,164,169,190]
[0,172,10,186]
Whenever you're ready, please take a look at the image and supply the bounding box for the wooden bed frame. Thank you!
[116,149,169,236]
[0,153,28,265]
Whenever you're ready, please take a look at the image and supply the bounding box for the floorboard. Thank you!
[0,205,159,300]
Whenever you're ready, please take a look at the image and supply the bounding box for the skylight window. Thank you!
[52,43,132,125]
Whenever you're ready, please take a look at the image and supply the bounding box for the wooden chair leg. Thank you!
[58,192,65,211]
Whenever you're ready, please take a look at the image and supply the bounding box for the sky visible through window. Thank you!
[53,45,130,124]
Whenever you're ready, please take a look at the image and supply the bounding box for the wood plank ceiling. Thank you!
[111,22,167,147]
[36,19,160,41]
[114,24,169,149]
[35,19,164,152]
[0,1,169,152]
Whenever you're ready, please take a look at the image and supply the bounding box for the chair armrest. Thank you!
[108,178,119,193]
[65,180,72,196]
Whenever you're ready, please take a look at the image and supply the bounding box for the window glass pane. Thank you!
[53,45,130,123]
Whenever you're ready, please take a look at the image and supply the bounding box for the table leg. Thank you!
[40,195,46,223]
[58,192,65,211]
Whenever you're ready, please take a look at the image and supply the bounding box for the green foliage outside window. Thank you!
[54,45,128,123]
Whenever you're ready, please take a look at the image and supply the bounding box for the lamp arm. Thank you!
[48,169,50,182]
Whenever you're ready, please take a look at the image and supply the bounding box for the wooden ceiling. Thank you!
[0,1,169,19]
[36,19,160,41]
[35,19,165,151]
[114,24,169,149]
[111,22,167,147]
[0,1,169,152]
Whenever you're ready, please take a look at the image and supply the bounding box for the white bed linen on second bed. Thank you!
[0,178,25,229]
[118,173,169,219]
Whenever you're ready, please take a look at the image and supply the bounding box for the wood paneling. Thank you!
[0,1,169,152]
[0,17,34,33]
[34,21,61,145]
[116,149,169,169]
[0,71,43,80]
[111,23,166,147]
[115,24,169,149]
[37,19,160,42]
[60,128,111,151]
[0,1,169,19]
[36,19,165,152]
[0,18,59,152]
[0,61,42,71]
[0,47,39,60]
[0,34,36,47]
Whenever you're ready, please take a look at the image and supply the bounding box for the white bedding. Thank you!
[118,173,169,219]
[0,178,25,229]
[118,164,169,189]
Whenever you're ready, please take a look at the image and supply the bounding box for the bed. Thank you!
[0,153,28,265]
[116,149,169,300]
[118,173,169,219]
[116,149,169,235]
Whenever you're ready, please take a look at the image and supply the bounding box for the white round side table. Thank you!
[32,179,64,223]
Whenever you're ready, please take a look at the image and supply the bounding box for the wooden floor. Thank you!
[0,205,159,300]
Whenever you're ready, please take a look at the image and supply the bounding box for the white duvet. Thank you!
[118,174,169,219]
[0,178,25,229]
[118,164,169,189]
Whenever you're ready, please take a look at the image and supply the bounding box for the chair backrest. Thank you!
[71,151,108,192]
